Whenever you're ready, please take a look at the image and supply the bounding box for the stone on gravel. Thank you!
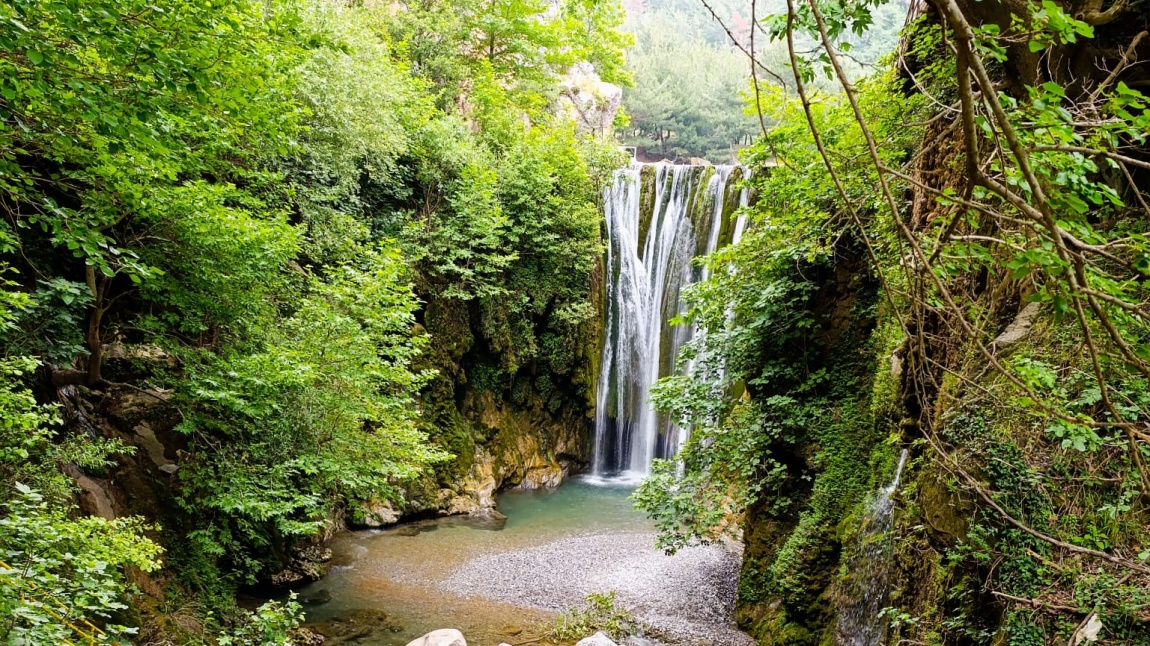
[576,632,619,646]
[405,628,466,646]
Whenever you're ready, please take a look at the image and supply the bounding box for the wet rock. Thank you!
[444,494,482,516]
[994,301,1043,347]
[520,465,564,489]
[64,465,116,520]
[302,589,331,605]
[354,497,399,527]
[269,568,306,587]
[577,633,619,646]
[390,523,426,537]
[270,545,333,588]
[467,508,507,531]
[290,626,326,645]
[133,420,171,469]
[309,609,404,643]
[405,628,467,646]
[402,381,589,517]
[471,506,506,521]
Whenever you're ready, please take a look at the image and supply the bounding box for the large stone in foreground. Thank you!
[576,632,619,646]
[405,628,467,646]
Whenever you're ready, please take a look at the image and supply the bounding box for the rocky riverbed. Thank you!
[298,478,752,646]
[444,532,751,645]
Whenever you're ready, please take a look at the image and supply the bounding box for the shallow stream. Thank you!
[298,476,750,646]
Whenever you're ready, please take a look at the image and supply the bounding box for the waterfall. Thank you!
[835,449,909,646]
[592,163,748,476]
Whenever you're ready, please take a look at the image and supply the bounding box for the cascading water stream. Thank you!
[835,449,910,646]
[592,163,748,476]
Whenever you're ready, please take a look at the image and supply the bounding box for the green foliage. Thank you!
[216,596,303,646]
[621,7,763,160]
[0,312,132,506]
[634,70,924,550]
[386,0,632,110]
[0,484,162,645]
[0,280,161,645]
[727,0,1150,641]
[0,0,303,289]
[173,249,445,580]
[547,591,639,641]
[0,0,632,637]
[622,0,907,160]
[632,69,927,640]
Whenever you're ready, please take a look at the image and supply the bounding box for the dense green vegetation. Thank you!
[4,0,1150,642]
[0,0,627,641]
[636,0,1150,642]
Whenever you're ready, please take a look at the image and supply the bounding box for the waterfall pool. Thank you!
[296,477,751,646]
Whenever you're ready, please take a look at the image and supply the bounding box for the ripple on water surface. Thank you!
[297,476,750,646]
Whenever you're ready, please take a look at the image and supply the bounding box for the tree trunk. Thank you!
[84,265,107,386]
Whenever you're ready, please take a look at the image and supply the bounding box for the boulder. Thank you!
[268,545,332,588]
[557,62,623,136]
[520,464,564,489]
[405,629,467,646]
[356,498,400,527]
[576,632,619,646]
[301,588,331,605]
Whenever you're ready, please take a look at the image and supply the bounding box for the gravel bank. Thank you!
[442,532,754,646]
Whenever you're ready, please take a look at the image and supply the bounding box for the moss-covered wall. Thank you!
[733,234,904,644]
[405,248,600,517]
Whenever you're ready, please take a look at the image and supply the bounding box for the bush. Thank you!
[0,484,162,645]
[547,591,639,641]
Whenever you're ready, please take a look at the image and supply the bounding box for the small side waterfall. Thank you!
[835,449,909,646]
[592,163,748,476]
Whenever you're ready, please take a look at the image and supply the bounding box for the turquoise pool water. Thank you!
[297,477,652,645]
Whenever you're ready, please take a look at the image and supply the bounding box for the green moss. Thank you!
[688,166,717,255]
[637,164,657,253]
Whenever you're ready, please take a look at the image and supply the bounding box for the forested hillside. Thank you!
[0,0,628,641]
[620,0,907,161]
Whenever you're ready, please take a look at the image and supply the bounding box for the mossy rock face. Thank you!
[733,233,894,643]
[716,166,749,248]
[914,463,971,542]
[404,274,596,516]
[688,165,717,255]
[637,164,657,255]
[583,253,606,415]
